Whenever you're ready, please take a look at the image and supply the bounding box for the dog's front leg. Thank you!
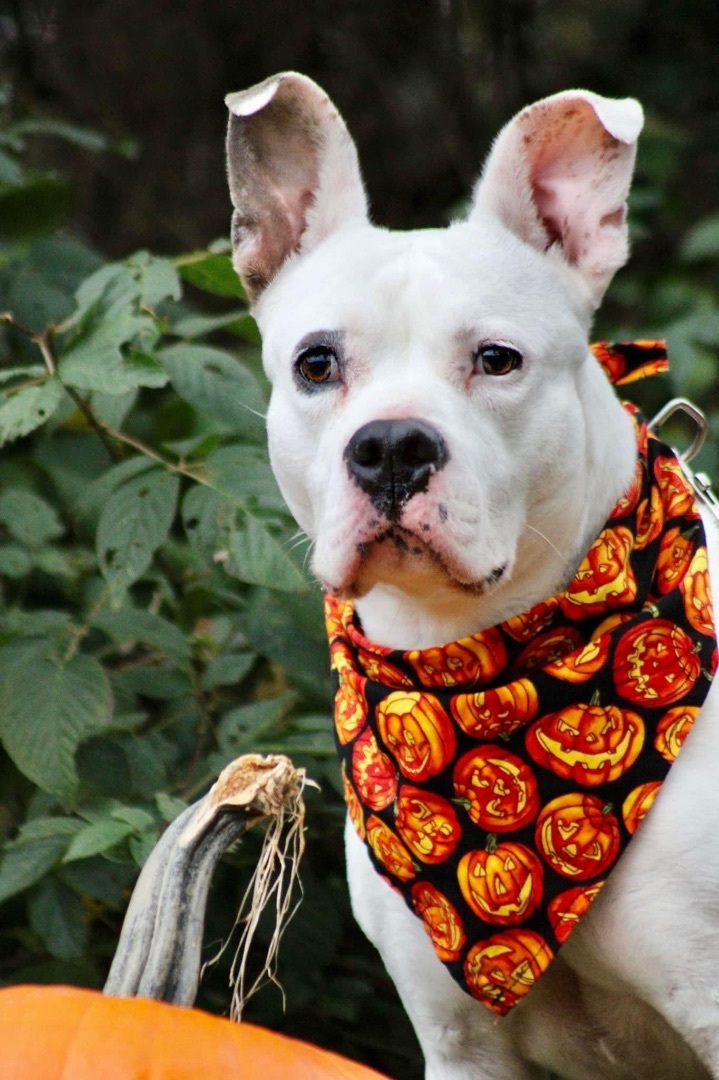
[345,820,546,1080]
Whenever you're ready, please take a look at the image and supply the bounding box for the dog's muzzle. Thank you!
[344,418,448,520]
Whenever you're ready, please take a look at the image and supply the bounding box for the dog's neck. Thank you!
[354,357,637,651]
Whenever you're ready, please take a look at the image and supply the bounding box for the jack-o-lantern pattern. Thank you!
[536,794,620,880]
[526,702,644,786]
[450,679,539,739]
[464,929,554,1014]
[351,728,397,811]
[395,786,461,864]
[325,342,717,1017]
[458,841,543,926]
[376,691,456,781]
[453,747,540,832]
[411,882,466,961]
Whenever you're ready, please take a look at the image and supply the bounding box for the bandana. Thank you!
[326,341,717,1016]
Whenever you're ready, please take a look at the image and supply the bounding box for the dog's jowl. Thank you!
[226,73,719,1080]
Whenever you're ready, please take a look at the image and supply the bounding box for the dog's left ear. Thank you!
[225,73,368,302]
[471,91,643,306]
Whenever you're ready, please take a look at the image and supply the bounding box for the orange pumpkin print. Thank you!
[548,883,603,944]
[543,635,611,683]
[407,628,507,687]
[366,815,416,881]
[359,651,413,687]
[450,679,539,739]
[513,626,584,674]
[341,764,366,841]
[458,841,543,926]
[654,456,701,520]
[654,705,698,763]
[634,486,664,550]
[394,786,461,864]
[351,728,397,811]
[622,781,662,835]
[613,619,701,706]
[526,701,645,786]
[376,691,456,781]
[464,929,553,1014]
[330,638,354,676]
[613,461,642,518]
[681,547,715,637]
[560,526,636,619]
[536,793,620,880]
[656,525,697,595]
[504,599,559,642]
[411,882,466,961]
[453,747,540,832]
[334,671,368,745]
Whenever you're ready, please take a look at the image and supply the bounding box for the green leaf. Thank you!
[62,819,135,863]
[0,644,114,804]
[0,819,82,904]
[0,377,64,446]
[201,651,255,690]
[28,876,88,959]
[154,792,188,823]
[680,214,719,262]
[0,543,31,577]
[91,608,191,664]
[217,693,296,755]
[74,454,157,532]
[127,252,181,308]
[160,343,266,439]
[0,489,64,546]
[60,317,167,395]
[171,309,260,343]
[204,445,286,512]
[175,251,245,298]
[96,468,180,600]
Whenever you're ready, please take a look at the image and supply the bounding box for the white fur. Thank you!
[226,75,719,1078]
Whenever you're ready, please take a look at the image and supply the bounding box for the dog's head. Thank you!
[225,75,643,635]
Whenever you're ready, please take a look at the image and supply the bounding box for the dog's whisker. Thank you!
[523,523,566,562]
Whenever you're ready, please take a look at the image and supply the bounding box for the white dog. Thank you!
[225,73,719,1080]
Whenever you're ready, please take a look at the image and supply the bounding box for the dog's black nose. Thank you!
[344,419,449,518]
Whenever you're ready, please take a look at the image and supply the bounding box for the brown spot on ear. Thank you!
[244,265,270,300]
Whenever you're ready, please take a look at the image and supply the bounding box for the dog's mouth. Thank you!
[324,524,508,600]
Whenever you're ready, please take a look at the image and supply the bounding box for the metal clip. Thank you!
[649,398,719,525]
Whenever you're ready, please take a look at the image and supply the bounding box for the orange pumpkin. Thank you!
[365,815,416,881]
[503,599,559,642]
[681,546,715,637]
[457,840,543,926]
[411,882,466,961]
[634,486,664,549]
[407,628,507,687]
[543,635,611,683]
[376,691,456,781]
[654,705,699,763]
[464,929,553,1014]
[525,701,644,786]
[654,456,701,520]
[351,728,397,811]
[559,526,636,619]
[450,679,539,739]
[341,764,366,841]
[655,525,696,595]
[334,671,368,745]
[612,462,642,517]
[0,984,388,1079]
[513,626,584,674]
[394,786,461,864]
[358,651,413,687]
[547,883,603,944]
[535,793,620,880]
[613,619,701,707]
[622,780,662,835]
[453,747,540,832]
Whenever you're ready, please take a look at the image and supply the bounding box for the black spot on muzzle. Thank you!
[344,419,449,520]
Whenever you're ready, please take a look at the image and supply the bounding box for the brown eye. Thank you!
[476,343,523,376]
[296,347,340,385]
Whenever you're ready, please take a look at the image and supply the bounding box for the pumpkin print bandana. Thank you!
[326,342,717,1016]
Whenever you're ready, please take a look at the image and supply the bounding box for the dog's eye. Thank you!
[296,347,340,385]
[476,344,523,376]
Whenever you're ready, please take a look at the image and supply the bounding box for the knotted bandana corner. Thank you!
[326,341,716,1016]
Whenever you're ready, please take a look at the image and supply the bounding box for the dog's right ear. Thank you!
[225,73,368,302]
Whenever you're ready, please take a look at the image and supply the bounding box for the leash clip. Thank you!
[649,398,719,525]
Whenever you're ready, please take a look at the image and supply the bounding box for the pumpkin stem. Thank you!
[486,832,499,854]
[590,688,602,707]
[104,754,311,1016]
